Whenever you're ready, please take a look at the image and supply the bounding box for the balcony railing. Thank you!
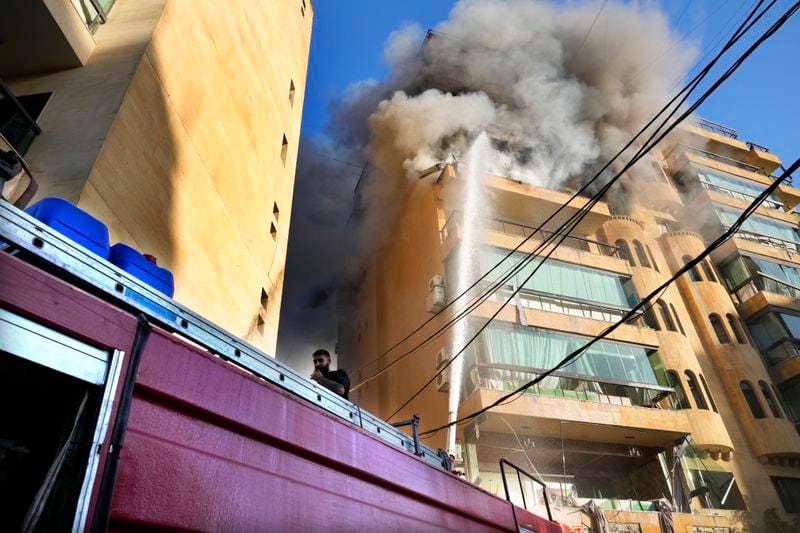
[470,363,677,410]
[668,144,765,175]
[696,118,738,139]
[762,339,800,366]
[485,285,647,328]
[732,271,800,304]
[0,80,41,156]
[699,180,783,210]
[730,228,800,253]
[746,141,770,153]
[440,212,619,257]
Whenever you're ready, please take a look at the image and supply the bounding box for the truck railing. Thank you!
[0,201,449,472]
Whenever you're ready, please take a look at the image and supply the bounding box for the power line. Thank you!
[384,0,795,421]
[420,156,800,437]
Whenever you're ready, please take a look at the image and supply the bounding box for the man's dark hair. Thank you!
[312,349,330,358]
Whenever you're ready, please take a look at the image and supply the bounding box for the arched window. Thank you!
[702,260,718,283]
[670,303,686,336]
[646,245,660,273]
[685,371,708,409]
[657,300,677,332]
[760,381,783,417]
[726,314,747,344]
[699,374,718,412]
[683,255,702,282]
[667,371,690,409]
[643,308,661,330]
[616,240,635,267]
[633,240,651,267]
[709,314,731,344]
[740,381,766,418]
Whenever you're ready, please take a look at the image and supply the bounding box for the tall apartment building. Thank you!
[0,0,312,354]
[342,120,800,531]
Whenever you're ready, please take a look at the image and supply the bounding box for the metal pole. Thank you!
[411,414,420,456]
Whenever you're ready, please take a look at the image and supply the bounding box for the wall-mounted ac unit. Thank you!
[426,274,446,313]
[436,370,450,392]
[435,346,448,370]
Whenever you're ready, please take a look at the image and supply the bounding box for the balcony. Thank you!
[437,164,612,237]
[730,228,800,254]
[699,180,783,210]
[0,0,105,76]
[666,143,767,178]
[468,363,677,410]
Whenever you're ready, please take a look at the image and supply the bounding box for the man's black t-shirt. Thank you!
[326,369,350,400]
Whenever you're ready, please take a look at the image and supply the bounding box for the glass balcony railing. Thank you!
[485,285,648,328]
[732,271,800,304]
[762,339,800,366]
[699,180,783,210]
[469,363,677,410]
[668,143,764,175]
[440,212,619,257]
[730,228,800,253]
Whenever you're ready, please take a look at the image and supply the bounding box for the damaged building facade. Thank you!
[341,120,800,531]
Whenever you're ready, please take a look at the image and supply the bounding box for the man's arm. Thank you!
[313,374,345,396]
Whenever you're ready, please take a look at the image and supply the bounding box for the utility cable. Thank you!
[385,1,797,421]
[418,156,800,437]
[350,0,775,390]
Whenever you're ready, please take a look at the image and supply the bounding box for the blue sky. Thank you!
[301,0,799,161]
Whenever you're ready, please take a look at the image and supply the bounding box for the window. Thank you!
[740,381,766,418]
[726,314,747,344]
[771,477,800,513]
[779,378,800,423]
[685,370,708,409]
[616,240,635,267]
[273,202,280,221]
[646,245,660,272]
[760,381,782,417]
[656,300,677,332]
[260,288,269,309]
[643,308,660,330]
[683,255,702,282]
[702,260,718,283]
[667,371,690,409]
[699,374,718,412]
[633,240,650,268]
[670,303,686,336]
[0,86,50,155]
[270,222,277,240]
[709,314,731,344]
[656,219,675,235]
[289,80,296,106]
[281,134,288,164]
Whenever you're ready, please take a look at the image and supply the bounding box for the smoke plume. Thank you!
[278,0,697,367]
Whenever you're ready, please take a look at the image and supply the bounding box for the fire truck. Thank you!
[0,197,561,531]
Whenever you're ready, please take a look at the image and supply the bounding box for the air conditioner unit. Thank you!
[436,370,450,392]
[435,347,448,370]
[426,286,446,313]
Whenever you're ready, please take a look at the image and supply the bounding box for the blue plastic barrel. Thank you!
[26,197,110,258]
[108,243,174,297]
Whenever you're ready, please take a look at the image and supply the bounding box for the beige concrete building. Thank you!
[342,120,800,531]
[0,0,312,354]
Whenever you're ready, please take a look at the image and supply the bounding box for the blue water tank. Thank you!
[26,197,110,258]
[108,243,174,298]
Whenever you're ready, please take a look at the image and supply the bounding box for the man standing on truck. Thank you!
[310,349,350,400]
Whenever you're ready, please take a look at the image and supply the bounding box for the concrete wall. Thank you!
[8,0,313,355]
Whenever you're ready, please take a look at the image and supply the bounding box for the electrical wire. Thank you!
[385,0,796,422]
[419,156,800,438]
[350,0,775,392]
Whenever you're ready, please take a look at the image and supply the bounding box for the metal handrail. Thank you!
[696,118,738,139]
[499,458,553,521]
[698,180,783,210]
[746,141,770,153]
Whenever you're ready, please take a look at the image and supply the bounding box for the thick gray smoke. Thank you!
[278,0,697,366]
